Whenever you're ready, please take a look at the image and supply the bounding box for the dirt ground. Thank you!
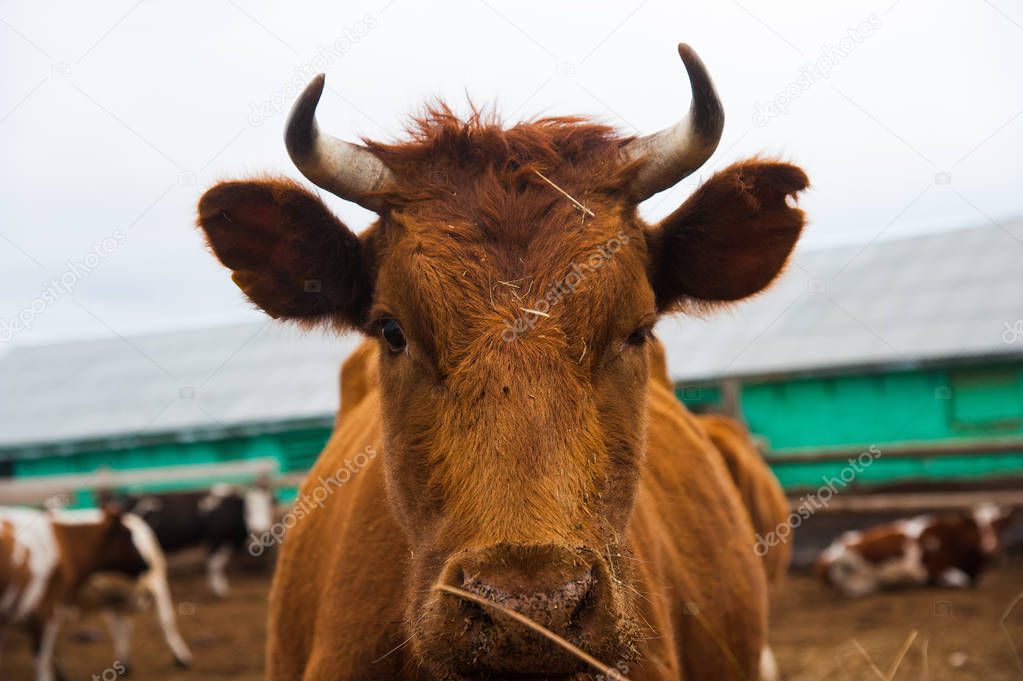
[4,559,1022,680]
[773,557,1023,681]
[2,567,269,681]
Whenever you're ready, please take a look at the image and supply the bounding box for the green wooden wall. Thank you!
[679,361,1023,491]
[11,427,331,479]
[3,426,332,506]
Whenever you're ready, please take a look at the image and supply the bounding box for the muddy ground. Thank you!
[4,558,1022,680]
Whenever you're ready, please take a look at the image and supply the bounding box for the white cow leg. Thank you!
[103,611,133,670]
[143,572,193,666]
[207,545,233,598]
[759,645,780,681]
[35,608,66,681]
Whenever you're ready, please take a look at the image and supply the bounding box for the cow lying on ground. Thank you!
[198,43,809,680]
[66,509,193,671]
[0,507,148,681]
[103,482,275,598]
[816,505,1015,597]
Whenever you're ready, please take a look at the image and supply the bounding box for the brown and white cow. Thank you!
[197,43,808,680]
[0,507,148,681]
[815,504,1015,598]
[67,509,193,671]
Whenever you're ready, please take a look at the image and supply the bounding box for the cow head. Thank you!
[198,44,808,677]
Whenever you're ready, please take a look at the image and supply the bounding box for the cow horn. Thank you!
[622,44,724,201]
[285,74,394,212]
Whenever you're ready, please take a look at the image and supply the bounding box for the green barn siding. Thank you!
[676,384,720,409]
[771,452,1023,490]
[947,366,1023,430]
[5,427,332,506]
[742,370,937,450]
[741,363,1023,451]
[9,427,333,480]
[679,360,1023,490]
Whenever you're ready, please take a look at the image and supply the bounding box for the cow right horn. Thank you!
[620,44,725,202]
[285,74,394,212]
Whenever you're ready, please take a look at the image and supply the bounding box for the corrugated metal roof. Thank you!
[2,222,1020,450]
[0,322,360,450]
[657,221,1023,383]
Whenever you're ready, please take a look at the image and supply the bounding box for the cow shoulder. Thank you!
[268,377,407,677]
[639,381,768,678]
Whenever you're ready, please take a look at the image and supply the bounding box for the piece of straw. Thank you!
[850,639,888,681]
[533,170,596,217]
[920,636,930,681]
[433,583,632,681]
[885,630,917,680]
[520,307,551,318]
[1001,589,1023,677]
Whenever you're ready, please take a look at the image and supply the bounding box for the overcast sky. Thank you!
[1,0,1020,349]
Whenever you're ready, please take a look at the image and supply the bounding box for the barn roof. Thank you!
[1,221,1020,452]
[658,220,1023,383]
[0,323,360,452]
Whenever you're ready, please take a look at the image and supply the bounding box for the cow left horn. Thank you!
[285,74,394,212]
[621,44,725,201]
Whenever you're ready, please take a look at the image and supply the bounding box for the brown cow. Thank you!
[198,44,808,680]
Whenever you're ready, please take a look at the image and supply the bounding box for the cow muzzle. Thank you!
[417,543,627,677]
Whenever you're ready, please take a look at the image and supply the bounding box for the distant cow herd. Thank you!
[0,483,273,681]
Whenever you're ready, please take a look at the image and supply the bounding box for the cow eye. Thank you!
[379,319,407,352]
[625,326,650,347]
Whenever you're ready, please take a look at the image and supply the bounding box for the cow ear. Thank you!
[197,178,374,327]
[646,160,809,311]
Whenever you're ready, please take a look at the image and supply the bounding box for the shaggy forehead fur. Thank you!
[368,104,637,203]
[365,107,653,372]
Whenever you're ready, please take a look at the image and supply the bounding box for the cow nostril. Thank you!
[455,561,600,635]
[567,569,598,628]
[459,600,493,631]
